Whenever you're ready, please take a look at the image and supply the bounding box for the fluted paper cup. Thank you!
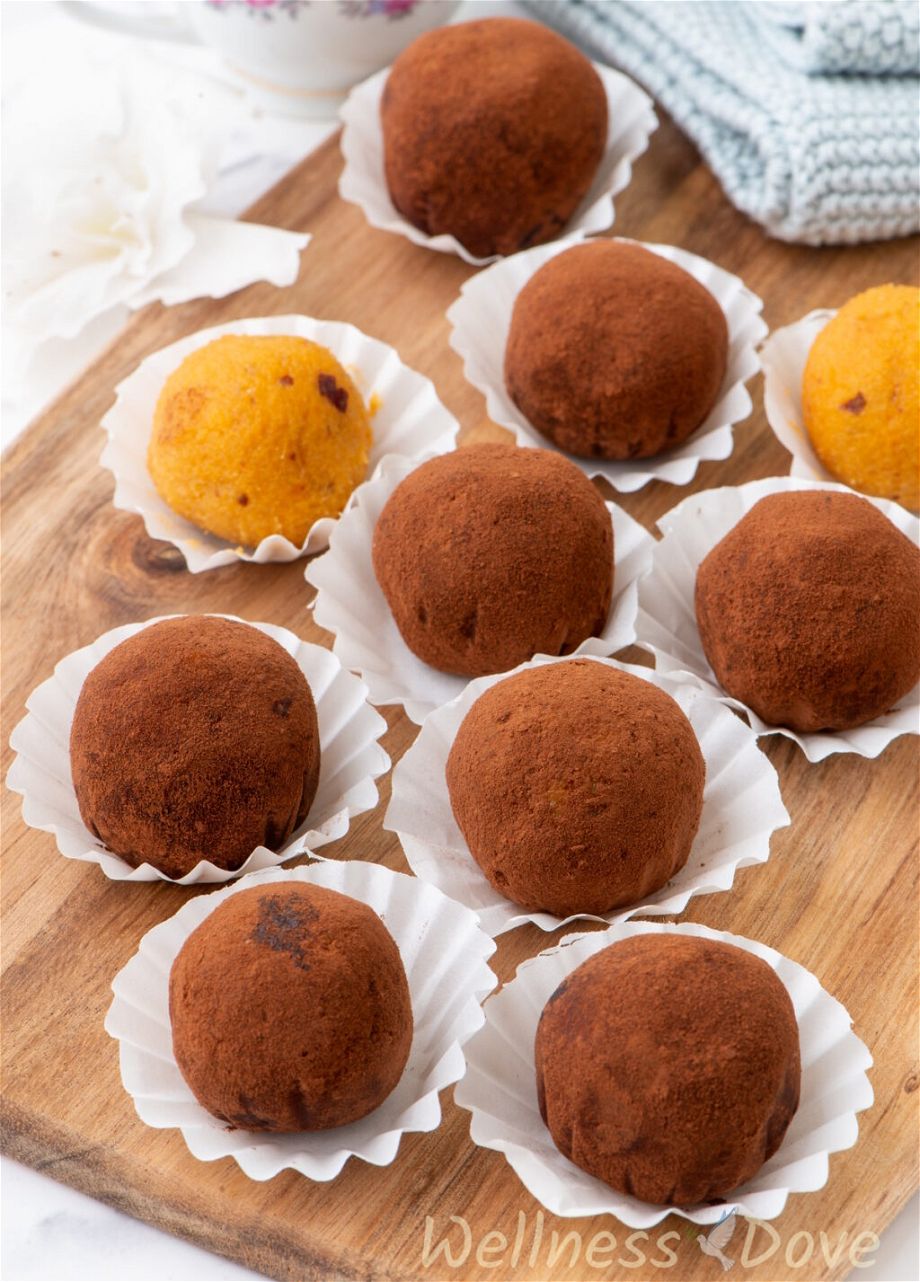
[7,615,389,883]
[339,63,656,266]
[447,234,766,492]
[305,452,654,726]
[100,314,459,572]
[105,861,497,1181]
[761,309,838,484]
[455,920,872,1227]
[385,654,789,936]
[635,477,920,762]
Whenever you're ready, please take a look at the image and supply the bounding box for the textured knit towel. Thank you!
[752,1,920,75]
[528,0,920,245]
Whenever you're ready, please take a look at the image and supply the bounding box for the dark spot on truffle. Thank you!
[536,1065,548,1123]
[279,374,294,386]
[251,893,319,971]
[286,1083,313,1128]
[237,494,249,506]
[459,609,478,640]
[318,372,348,413]
[547,977,569,1004]
[840,392,866,414]
[518,223,544,250]
[227,1096,276,1129]
[273,698,292,718]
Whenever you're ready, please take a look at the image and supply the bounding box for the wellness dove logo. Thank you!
[696,1210,737,1271]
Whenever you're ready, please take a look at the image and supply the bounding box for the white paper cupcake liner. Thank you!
[455,920,873,1228]
[305,452,654,726]
[761,308,855,487]
[339,62,657,267]
[100,314,459,573]
[635,477,920,762]
[446,233,767,493]
[6,615,390,883]
[105,861,497,1181]
[385,654,789,936]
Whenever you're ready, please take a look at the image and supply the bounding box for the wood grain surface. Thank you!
[2,119,919,1282]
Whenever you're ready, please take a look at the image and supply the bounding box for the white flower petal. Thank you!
[131,214,308,309]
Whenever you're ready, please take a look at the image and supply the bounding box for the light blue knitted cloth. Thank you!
[527,0,920,245]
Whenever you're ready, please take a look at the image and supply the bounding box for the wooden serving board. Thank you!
[2,119,918,1282]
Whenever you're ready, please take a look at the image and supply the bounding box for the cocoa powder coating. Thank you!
[445,660,705,915]
[169,883,413,1131]
[504,240,729,460]
[695,490,920,732]
[535,934,801,1205]
[371,445,614,678]
[70,616,321,878]
[381,18,607,259]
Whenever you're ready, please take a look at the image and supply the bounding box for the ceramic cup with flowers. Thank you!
[62,0,460,118]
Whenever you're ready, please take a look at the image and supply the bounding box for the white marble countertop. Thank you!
[2,1154,917,1282]
[1,4,917,1281]
[0,1159,266,1282]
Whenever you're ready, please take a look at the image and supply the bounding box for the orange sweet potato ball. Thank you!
[148,334,372,547]
[802,285,919,511]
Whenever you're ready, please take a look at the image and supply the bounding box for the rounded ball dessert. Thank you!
[504,240,729,460]
[446,660,705,916]
[535,934,801,1205]
[70,616,321,878]
[802,284,919,510]
[170,882,413,1131]
[372,445,614,678]
[381,18,607,259]
[695,490,920,732]
[148,334,372,547]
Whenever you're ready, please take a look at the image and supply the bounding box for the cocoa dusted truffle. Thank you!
[70,616,321,878]
[170,883,413,1131]
[381,18,607,258]
[372,445,613,678]
[446,660,705,915]
[504,240,729,460]
[535,934,801,1205]
[695,490,920,732]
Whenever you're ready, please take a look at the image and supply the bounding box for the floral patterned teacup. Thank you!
[63,0,460,118]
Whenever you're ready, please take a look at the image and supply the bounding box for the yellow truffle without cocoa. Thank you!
[148,334,372,546]
[802,285,919,511]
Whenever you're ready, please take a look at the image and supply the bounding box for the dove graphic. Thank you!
[697,1210,737,1271]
